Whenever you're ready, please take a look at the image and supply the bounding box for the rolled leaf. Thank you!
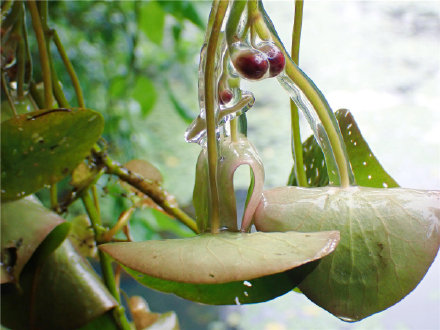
[193,136,264,232]
[1,108,104,201]
[1,198,70,283]
[1,240,117,330]
[254,186,440,321]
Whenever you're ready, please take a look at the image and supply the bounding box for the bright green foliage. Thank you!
[1,240,117,330]
[1,108,104,201]
[254,186,440,321]
[131,76,157,117]
[289,109,399,188]
[139,1,166,45]
[1,198,70,283]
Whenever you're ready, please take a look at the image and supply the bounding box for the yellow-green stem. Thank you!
[289,0,308,187]
[27,0,53,109]
[1,73,17,116]
[230,118,238,142]
[205,0,229,234]
[50,184,58,210]
[16,7,26,100]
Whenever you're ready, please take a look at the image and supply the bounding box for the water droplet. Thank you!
[369,153,373,158]
[346,123,353,129]
[18,127,23,131]
[244,291,249,297]
[348,130,352,136]
[353,141,357,146]
[362,161,367,166]
[382,182,388,188]
[368,175,372,180]
[234,297,241,305]
[243,281,252,287]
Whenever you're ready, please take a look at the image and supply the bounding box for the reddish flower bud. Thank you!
[232,49,269,80]
[257,42,285,77]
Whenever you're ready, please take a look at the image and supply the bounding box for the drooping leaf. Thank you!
[1,240,117,330]
[1,198,70,283]
[131,76,157,117]
[1,108,104,201]
[289,109,398,188]
[100,231,339,304]
[254,186,440,321]
[194,136,264,232]
[139,0,165,45]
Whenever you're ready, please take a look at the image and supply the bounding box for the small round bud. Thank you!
[232,49,269,80]
[219,89,233,105]
[257,42,285,77]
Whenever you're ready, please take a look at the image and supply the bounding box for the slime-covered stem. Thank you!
[204,0,229,233]
[251,0,353,188]
[289,0,308,187]
[226,0,247,44]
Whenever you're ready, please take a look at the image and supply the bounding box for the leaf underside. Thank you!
[1,108,104,201]
[100,231,340,304]
[254,186,440,321]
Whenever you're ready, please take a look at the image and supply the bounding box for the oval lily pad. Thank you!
[100,231,339,284]
[1,108,104,201]
[1,197,70,284]
[254,186,440,321]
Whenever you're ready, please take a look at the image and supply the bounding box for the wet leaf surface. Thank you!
[1,198,70,283]
[1,240,117,330]
[289,109,398,188]
[100,231,339,304]
[1,108,104,201]
[254,186,440,320]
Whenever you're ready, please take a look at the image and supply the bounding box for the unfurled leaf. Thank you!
[1,198,70,283]
[1,108,104,201]
[100,231,339,304]
[131,77,157,117]
[254,186,440,321]
[139,1,165,45]
[194,136,264,232]
[289,109,398,188]
[1,240,117,330]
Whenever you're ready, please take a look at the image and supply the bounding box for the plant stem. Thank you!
[27,0,53,109]
[94,149,199,234]
[289,0,308,187]
[204,0,229,234]
[16,5,26,100]
[1,72,17,116]
[52,30,85,108]
[253,0,352,187]
[81,191,131,330]
[230,118,238,142]
[225,0,247,45]
[50,184,58,210]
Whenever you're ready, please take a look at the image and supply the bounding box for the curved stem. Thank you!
[204,0,229,234]
[1,73,17,116]
[27,0,53,109]
[289,0,308,187]
[225,0,247,45]
[252,0,353,188]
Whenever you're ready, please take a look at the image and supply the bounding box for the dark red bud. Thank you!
[257,42,285,77]
[219,89,233,105]
[232,49,269,80]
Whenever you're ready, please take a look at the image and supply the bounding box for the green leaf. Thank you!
[1,197,70,283]
[158,1,204,29]
[68,215,97,258]
[139,0,165,45]
[131,77,157,117]
[1,108,104,201]
[254,186,440,321]
[78,312,118,330]
[1,240,117,330]
[100,231,339,304]
[289,109,398,188]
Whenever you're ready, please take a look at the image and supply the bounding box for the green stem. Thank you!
[230,118,238,142]
[50,184,58,210]
[52,30,85,108]
[225,0,247,45]
[1,73,17,116]
[289,0,307,187]
[95,149,199,234]
[205,0,229,234]
[252,0,352,188]
[81,192,131,330]
[16,5,26,100]
[27,0,53,109]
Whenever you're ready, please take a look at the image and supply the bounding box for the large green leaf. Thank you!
[100,231,339,304]
[1,240,117,330]
[131,76,157,117]
[194,136,264,232]
[139,0,165,45]
[289,109,398,188]
[1,197,70,283]
[1,108,104,201]
[254,186,440,321]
